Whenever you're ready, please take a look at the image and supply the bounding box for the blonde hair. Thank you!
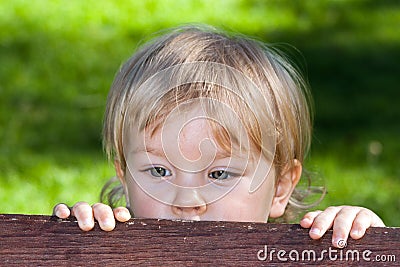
[101,25,323,215]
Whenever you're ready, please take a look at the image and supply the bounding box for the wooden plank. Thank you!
[0,214,398,266]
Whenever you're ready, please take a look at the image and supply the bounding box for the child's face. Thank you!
[120,106,280,222]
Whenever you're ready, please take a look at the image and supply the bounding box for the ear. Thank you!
[269,159,302,218]
[114,160,125,185]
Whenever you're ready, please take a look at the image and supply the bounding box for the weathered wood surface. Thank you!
[0,214,398,266]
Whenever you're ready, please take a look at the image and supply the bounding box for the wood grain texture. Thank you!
[0,214,398,266]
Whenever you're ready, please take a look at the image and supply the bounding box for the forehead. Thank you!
[123,92,277,164]
[125,105,250,158]
[132,107,219,148]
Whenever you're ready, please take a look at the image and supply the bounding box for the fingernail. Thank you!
[301,218,310,224]
[103,219,114,228]
[82,219,93,226]
[351,229,361,237]
[310,228,321,235]
[117,211,131,221]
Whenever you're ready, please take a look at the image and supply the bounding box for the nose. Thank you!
[171,189,207,219]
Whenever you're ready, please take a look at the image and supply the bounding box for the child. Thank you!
[54,25,384,248]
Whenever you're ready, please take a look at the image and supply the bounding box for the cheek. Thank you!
[125,178,167,218]
[253,166,277,219]
[245,179,276,221]
[216,175,276,222]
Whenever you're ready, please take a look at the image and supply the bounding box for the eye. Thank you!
[209,170,230,180]
[149,167,171,177]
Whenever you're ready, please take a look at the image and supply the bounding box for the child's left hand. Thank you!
[300,205,385,248]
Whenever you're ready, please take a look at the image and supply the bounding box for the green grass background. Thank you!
[0,0,399,226]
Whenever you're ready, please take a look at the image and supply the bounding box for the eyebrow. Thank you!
[132,147,236,160]
[132,147,164,157]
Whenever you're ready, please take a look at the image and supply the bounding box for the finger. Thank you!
[93,203,116,231]
[53,203,71,219]
[350,209,385,239]
[332,206,360,248]
[72,202,95,231]
[308,206,341,240]
[113,207,131,222]
[300,210,323,228]
[371,213,385,227]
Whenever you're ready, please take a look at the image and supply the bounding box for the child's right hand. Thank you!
[53,202,131,231]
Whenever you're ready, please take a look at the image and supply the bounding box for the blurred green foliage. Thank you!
[0,0,399,225]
